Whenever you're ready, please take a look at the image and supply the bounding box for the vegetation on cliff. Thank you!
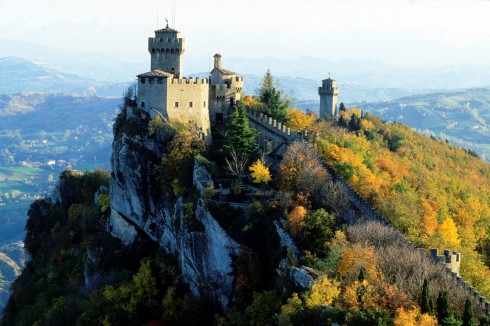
[3,83,490,325]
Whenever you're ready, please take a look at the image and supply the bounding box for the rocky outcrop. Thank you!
[108,108,239,308]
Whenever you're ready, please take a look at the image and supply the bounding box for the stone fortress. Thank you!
[136,24,337,146]
[133,24,490,316]
[136,24,244,144]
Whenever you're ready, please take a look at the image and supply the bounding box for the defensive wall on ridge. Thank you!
[245,108,301,159]
[246,110,490,316]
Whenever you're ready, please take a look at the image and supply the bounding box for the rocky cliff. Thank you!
[107,105,240,308]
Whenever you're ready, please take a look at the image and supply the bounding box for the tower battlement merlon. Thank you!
[170,77,209,85]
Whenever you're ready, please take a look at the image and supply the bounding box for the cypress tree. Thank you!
[421,279,432,314]
[462,298,474,326]
[437,291,450,324]
[358,266,366,282]
[339,102,346,112]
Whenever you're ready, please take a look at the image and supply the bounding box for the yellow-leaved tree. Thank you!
[249,159,271,184]
[305,276,340,308]
[394,306,437,326]
[286,108,317,132]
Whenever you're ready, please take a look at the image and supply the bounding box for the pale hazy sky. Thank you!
[1,0,489,67]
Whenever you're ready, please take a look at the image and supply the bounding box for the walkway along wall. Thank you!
[244,110,490,316]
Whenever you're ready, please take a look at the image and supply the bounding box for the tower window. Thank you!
[149,78,154,84]
[203,101,206,107]
[175,102,179,108]
[159,37,163,42]
[141,102,145,108]
[140,78,145,84]
[168,37,171,42]
[152,48,155,54]
[189,102,193,108]
[158,78,163,84]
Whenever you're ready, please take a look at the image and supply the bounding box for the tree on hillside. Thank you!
[462,298,474,326]
[223,102,258,157]
[436,291,450,324]
[286,108,317,132]
[255,69,290,123]
[249,159,271,185]
[421,279,432,314]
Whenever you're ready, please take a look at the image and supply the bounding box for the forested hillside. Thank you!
[314,107,490,297]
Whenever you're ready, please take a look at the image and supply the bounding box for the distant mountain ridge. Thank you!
[0,57,130,97]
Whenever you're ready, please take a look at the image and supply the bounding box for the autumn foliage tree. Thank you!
[286,108,317,132]
[249,159,271,184]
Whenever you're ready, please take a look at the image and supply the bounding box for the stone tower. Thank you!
[148,23,185,78]
[209,53,243,125]
[318,77,339,119]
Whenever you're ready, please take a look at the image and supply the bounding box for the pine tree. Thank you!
[421,279,432,314]
[256,69,289,123]
[437,291,450,324]
[462,298,474,326]
[223,102,258,157]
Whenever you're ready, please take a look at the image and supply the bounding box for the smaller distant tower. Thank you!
[318,76,339,119]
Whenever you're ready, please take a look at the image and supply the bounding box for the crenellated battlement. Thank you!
[421,248,490,315]
[429,248,461,276]
[149,37,184,44]
[170,77,209,85]
[245,107,302,143]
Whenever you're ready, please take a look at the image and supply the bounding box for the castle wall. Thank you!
[245,108,298,160]
[166,77,212,144]
[137,77,169,119]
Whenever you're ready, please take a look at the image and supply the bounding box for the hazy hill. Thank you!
[358,87,490,161]
[0,92,119,240]
[3,38,490,92]
[0,39,145,83]
[0,57,130,97]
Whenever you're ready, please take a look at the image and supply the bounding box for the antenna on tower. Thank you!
[157,11,159,29]
[173,0,176,28]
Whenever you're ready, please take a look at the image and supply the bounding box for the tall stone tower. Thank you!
[318,77,339,119]
[148,23,185,78]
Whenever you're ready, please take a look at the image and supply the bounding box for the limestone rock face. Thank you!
[108,108,239,308]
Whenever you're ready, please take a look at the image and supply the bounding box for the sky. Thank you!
[1,0,489,69]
